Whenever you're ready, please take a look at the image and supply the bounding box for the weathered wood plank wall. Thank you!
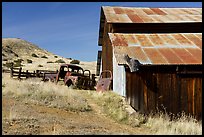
[126,66,202,120]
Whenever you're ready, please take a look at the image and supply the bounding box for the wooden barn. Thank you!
[96,6,202,120]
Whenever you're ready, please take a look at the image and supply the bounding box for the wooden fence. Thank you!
[6,66,58,80]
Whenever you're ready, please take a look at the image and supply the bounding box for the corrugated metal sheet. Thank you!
[103,6,202,23]
[109,33,202,65]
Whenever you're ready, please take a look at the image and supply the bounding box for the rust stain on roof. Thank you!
[130,47,151,64]
[150,8,167,15]
[134,35,154,47]
[171,48,199,64]
[172,34,195,46]
[111,33,128,46]
[157,48,184,64]
[127,14,144,23]
[143,8,156,15]
[184,34,202,49]
[148,34,165,46]
[109,33,202,65]
[102,6,202,23]
[143,48,168,64]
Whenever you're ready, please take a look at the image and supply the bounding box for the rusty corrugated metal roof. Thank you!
[109,33,202,65]
[103,6,202,23]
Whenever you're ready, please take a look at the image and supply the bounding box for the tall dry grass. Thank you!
[145,111,202,135]
[79,90,202,135]
[2,73,91,112]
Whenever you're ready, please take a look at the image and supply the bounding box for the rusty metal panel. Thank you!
[172,34,194,46]
[123,8,135,14]
[143,8,156,15]
[185,48,202,63]
[113,7,125,14]
[148,34,165,46]
[143,48,168,64]
[129,47,151,64]
[102,6,202,23]
[109,33,202,65]
[96,70,112,92]
[184,34,202,49]
[171,48,199,64]
[137,15,155,23]
[195,33,202,40]
[103,6,115,14]
[117,14,132,23]
[154,15,173,22]
[113,46,129,65]
[109,33,128,46]
[127,14,144,23]
[123,35,139,45]
[157,48,183,64]
[130,8,147,15]
[159,34,181,45]
[105,13,120,22]
[150,8,167,15]
[134,35,154,47]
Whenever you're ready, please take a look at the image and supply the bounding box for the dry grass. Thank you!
[2,73,92,112]
[79,90,202,135]
[145,111,202,135]
[80,90,147,126]
[2,73,202,135]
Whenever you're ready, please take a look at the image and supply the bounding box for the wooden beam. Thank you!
[111,22,202,33]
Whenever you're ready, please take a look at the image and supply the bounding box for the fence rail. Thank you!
[6,65,58,80]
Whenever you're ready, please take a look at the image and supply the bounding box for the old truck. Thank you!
[42,64,96,90]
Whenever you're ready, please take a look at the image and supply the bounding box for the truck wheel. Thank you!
[66,80,73,87]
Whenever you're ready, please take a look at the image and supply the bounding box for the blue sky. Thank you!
[2,2,202,62]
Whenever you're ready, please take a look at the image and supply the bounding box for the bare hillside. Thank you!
[2,38,96,74]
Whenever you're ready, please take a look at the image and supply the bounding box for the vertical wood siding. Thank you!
[126,66,202,120]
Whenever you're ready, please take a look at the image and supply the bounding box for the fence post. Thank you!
[10,63,14,78]
[18,67,22,80]
[43,73,45,81]
[36,70,39,77]
[26,70,29,79]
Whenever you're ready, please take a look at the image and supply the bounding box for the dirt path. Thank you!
[2,92,150,135]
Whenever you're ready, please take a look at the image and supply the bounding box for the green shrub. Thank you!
[27,59,33,63]
[14,59,24,63]
[3,62,13,68]
[55,59,65,63]
[47,61,54,63]
[54,55,58,58]
[67,57,72,60]
[38,64,43,67]
[31,53,38,58]
[41,55,48,59]
[14,62,22,67]
[70,59,80,64]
